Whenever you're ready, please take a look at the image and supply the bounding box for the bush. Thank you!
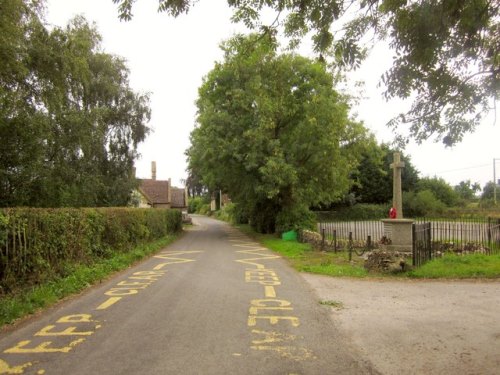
[404,190,446,217]
[275,205,316,234]
[0,208,181,294]
[214,203,249,224]
[315,204,390,221]
[188,196,209,213]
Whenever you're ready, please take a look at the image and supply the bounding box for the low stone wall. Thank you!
[363,250,411,273]
[300,230,324,249]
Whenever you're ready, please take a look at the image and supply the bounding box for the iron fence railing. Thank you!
[414,217,500,255]
[317,217,500,255]
[317,220,384,243]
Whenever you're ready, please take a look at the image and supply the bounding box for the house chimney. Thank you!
[168,178,172,204]
[151,161,157,180]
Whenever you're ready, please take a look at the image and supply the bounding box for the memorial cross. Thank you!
[390,152,405,218]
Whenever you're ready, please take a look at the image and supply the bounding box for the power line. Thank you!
[432,163,490,174]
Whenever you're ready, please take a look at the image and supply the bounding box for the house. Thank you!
[134,161,188,210]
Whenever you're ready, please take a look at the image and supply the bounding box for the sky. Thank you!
[45,0,500,191]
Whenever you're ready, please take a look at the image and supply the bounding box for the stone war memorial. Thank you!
[381,152,413,253]
[364,152,414,273]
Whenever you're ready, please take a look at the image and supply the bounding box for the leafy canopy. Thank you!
[1,1,151,207]
[187,34,367,232]
[113,0,499,146]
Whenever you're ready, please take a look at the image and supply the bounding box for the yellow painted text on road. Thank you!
[96,297,122,310]
[0,359,33,374]
[35,326,94,337]
[4,339,86,354]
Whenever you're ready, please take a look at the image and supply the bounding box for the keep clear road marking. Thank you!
[96,250,203,311]
[227,228,316,362]
[0,250,203,374]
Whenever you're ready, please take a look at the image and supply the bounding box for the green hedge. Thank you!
[315,204,390,222]
[0,208,181,293]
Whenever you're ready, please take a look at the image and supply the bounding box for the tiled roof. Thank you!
[171,187,186,208]
[139,179,170,204]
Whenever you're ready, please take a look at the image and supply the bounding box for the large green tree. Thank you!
[187,34,367,232]
[350,143,419,204]
[0,1,150,207]
[114,0,499,146]
[416,176,459,206]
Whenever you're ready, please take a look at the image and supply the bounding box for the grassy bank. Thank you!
[408,254,500,279]
[0,234,180,328]
[236,224,368,277]
[235,224,500,279]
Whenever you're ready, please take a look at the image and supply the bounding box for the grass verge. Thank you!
[234,223,500,279]
[408,254,500,279]
[0,234,180,328]
[236,224,368,278]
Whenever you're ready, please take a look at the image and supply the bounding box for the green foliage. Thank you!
[403,190,446,217]
[454,180,481,202]
[114,0,498,145]
[0,3,150,207]
[409,254,500,279]
[0,235,177,327]
[316,204,390,221]
[241,227,368,277]
[480,181,498,202]
[416,177,459,207]
[0,208,181,293]
[187,34,368,233]
[187,196,209,213]
[350,143,419,204]
[275,205,316,234]
[214,203,249,225]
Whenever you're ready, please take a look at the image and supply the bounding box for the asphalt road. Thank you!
[0,216,375,375]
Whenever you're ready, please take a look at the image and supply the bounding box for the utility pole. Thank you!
[494,158,498,205]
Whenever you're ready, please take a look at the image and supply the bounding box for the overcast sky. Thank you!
[46,0,499,190]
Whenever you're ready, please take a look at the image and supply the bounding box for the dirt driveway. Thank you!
[302,275,500,375]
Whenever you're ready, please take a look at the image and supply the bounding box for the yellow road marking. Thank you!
[265,286,276,298]
[248,316,300,327]
[96,297,122,310]
[153,263,168,270]
[233,244,267,249]
[57,315,92,323]
[35,326,94,337]
[0,359,33,374]
[4,339,86,354]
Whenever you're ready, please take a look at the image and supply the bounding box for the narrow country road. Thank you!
[0,216,375,375]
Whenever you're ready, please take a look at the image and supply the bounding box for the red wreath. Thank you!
[389,207,397,219]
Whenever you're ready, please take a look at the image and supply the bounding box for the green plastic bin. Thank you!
[281,230,297,241]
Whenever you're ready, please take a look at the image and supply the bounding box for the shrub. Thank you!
[404,190,446,217]
[214,203,249,224]
[0,208,181,294]
[188,196,209,213]
[315,204,390,221]
[275,205,316,234]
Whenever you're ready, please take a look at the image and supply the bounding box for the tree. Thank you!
[114,0,499,146]
[187,34,367,232]
[416,176,459,207]
[0,2,150,207]
[350,142,419,204]
[454,180,481,201]
[404,189,446,217]
[481,181,497,201]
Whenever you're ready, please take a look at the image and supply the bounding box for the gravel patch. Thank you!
[302,275,500,375]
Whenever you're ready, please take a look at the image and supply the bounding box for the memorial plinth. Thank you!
[381,219,414,253]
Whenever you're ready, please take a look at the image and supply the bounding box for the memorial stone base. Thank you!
[381,219,414,253]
